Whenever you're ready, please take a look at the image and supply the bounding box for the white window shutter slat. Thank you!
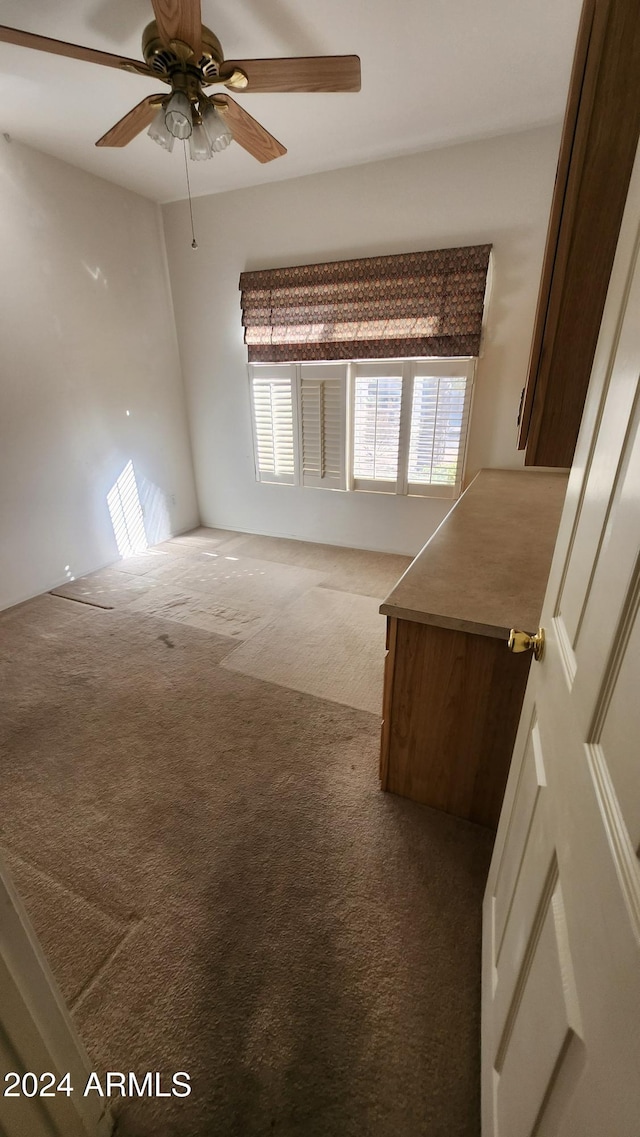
[300,369,346,489]
[250,371,296,484]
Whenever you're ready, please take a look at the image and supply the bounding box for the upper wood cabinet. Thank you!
[518,0,640,467]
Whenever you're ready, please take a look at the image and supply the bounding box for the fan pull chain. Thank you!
[183,141,198,249]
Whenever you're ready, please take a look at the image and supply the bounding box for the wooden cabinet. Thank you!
[379,470,568,828]
[518,0,640,467]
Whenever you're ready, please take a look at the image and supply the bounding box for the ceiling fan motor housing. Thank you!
[142,21,223,84]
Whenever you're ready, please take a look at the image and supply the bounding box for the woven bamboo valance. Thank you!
[239,244,492,362]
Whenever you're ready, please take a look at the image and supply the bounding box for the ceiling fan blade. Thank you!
[150,0,201,58]
[213,96,286,163]
[219,55,361,93]
[95,95,164,148]
[0,24,152,74]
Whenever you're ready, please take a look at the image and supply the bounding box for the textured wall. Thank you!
[0,137,199,610]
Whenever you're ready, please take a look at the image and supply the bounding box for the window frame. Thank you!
[248,356,476,499]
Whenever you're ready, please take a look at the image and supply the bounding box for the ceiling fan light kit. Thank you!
[190,116,229,160]
[187,121,208,160]
[201,101,232,152]
[0,0,361,165]
[147,93,232,161]
[147,107,176,152]
[164,90,193,139]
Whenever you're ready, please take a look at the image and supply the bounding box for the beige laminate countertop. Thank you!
[380,468,569,638]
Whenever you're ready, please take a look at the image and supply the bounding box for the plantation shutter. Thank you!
[250,370,296,484]
[299,365,346,489]
[239,244,492,363]
[351,359,474,496]
[352,367,404,488]
[407,363,474,492]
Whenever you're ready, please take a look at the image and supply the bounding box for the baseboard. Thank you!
[197,518,416,558]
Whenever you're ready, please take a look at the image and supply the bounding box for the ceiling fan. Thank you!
[0,0,361,164]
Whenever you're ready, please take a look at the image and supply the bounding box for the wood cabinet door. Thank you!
[518,0,640,468]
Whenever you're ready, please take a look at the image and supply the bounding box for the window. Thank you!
[243,246,488,499]
[250,358,474,498]
[250,367,297,484]
[407,364,473,491]
[353,369,403,484]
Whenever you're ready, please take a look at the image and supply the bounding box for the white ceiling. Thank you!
[0,0,583,204]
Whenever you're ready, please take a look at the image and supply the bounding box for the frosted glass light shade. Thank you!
[201,102,233,152]
[189,122,213,161]
[147,108,175,152]
[165,91,193,139]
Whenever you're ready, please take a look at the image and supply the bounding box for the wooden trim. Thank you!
[379,616,397,787]
[517,0,598,448]
[519,0,640,467]
[0,852,113,1135]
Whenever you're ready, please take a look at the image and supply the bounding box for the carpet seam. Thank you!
[0,843,135,927]
[70,918,142,1015]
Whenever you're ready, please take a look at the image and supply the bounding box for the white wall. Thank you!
[0,137,199,611]
[162,124,560,555]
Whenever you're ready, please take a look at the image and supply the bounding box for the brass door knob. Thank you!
[508,627,545,661]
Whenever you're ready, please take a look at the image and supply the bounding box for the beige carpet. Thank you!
[222,586,386,713]
[0,529,492,1137]
[219,532,412,598]
[125,555,326,641]
[4,847,135,1012]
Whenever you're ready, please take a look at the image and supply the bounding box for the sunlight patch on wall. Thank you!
[137,475,171,548]
[107,460,148,558]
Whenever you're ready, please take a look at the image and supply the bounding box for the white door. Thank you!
[0,852,113,1137]
[482,144,640,1136]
